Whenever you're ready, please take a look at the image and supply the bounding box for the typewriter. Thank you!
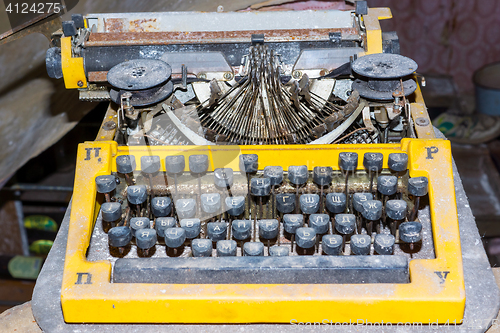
[44,2,465,324]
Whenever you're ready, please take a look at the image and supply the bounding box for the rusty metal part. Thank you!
[96,104,119,141]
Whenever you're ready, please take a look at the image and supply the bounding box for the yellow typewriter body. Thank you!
[47,3,465,324]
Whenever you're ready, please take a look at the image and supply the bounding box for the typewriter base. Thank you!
[32,136,500,333]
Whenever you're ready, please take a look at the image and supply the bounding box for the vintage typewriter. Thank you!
[44,3,465,324]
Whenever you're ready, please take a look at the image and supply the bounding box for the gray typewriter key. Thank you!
[151,197,172,217]
[175,198,196,219]
[116,155,136,174]
[388,153,408,172]
[165,155,185,174]
[276,194,295,214]
[264,166,284,186]
[239,154,258,174]
[207,222,227,241]
[296,227,316,249]
[71,14,85,29]
[288,165,308,185]
[386,200,407,221]
[283,214,303,234]
[129,217,150,237]
[322,234,343,255]
[363,153,383,172]
[180,218,201,239]
[309,214,330,235]
[216,240,237,257]
[232,220,252,240]
[334,214,356,235]
[350,234,371,255]
[192,239,212,257]
[353,193,373,213]
[189,154,209,174]
[62,20,77,36]
[201,193,221,214]
[101,202,122,222]
[269,245,289,256]
[377,175,398,196]
[250,177,271,196]
[127,185,147,205]
[374,234,395,255]
[225,196,245,216]
[399,221,422,250]
[339,152,358,171]
[108,226,132,249]
[141,156,161,174]
[95,175,116,196]
[155,217,176,238]
[164,227,186,248]
[214,168,234,188]
[300,194,320,214]
[136,229,157,254]
[243,242,265,256]
[259,219,279,239]
[408,176,429,220]
[313,167,333,186]
[362,200,383,221]
[326,193,346,214]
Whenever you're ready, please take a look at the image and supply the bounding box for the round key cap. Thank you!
[141,155,161,174]
[216,240,237,257]
[207,222,227,241]
[399,221,422,243]
[325,193,346,214]
[313,167,333,186]
[309,214,330,234]
[362,200,383,221]
[189,154,209,174]
[388,153,408,172]
[385,200,407,220]
[136,229,157,250]
[377,175,398,196]
[263,166,283,186]
[127,185,147,205]
[374,234,395,255]
[269,245,289,256]
[276,194,295,214]
[101,202,121,222]
[408,177,429,197]
[296,227,316,248]
[353,193,373,213]
[339,152,358,171]
[108,226,132,248]
[116,155,136,174]
[151,197,172,217]
[201,193,221,214]
[288,165,308,185]
[225,196,245,216]
[175,198,196,219]
[129,217,150,237]
[322,234,343,255]
[283,214,303,234]
[259,219,279,239]
[214,168,233,188]
[180,218,201,239]
[363,152,383,172]
[232,220,252,240]
[334,214,356,235]
[95,175,116,194]
[164,227,186,248]
[350,234,371,255]
[239,154,258,174]
[165,155,185,174]
[192,239,212,257]
[243,242,264,256]
[155,217,176,238]
[250,177,271,196]
[300,194,320,214]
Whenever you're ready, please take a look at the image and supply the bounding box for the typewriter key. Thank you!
[175,198,196,219]
[362,200,383,235]
[309,214,330,252]
[326,193,346,214]
[385,200,407,234]
[130,217,150,237]
[322,234,343,255]
[101,202,122,223]
[276,194,295,214]
[408,177,429,221]
[283,214,303,252]
[127,185,148,216]
[141,155,161,197]
[180,218,201,239]
[232,220,252,241]
[239,154,258,174]
[151,197,172,217]
[288,165,308,185]
[363,153,383,193]
[155,217,176,238]
[216,240,237,257]
[350,234,371,255]
[136,229,157,256]
[399,221,422,251]
[377,175,398,196]
[353,193,373,213]
[225,196,245,217]
[116,155,136,185]
[189,155,209,174]
[214,168,234,188]
[207,222,227,241]
[201,193,221,215]
[388,153,408,172]
[108,226,132,254]
[335,214,356,235]
[269,245,289,256]
[192,239,212,257]
[164,227,186,249]
[95,175,116,202]
[374,233,395,255]
[259,219,279,250]
[250,177,271,197]
[313,167,332,212]
[243,242,265,256]
[296,227,316,249]
[339,152,358,210]
[264,166,283,218]
[165,155,185,174]
[300,194,320,214]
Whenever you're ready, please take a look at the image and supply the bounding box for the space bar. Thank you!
[113,255,409,284]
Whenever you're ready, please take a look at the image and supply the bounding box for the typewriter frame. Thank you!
[61,138,465,324]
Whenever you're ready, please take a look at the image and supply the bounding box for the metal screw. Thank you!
[198,73,207,80]
[77,80,84,87]
[103,121,117,131]
[415,117,430,127]
[292,71,302,79]
[223,72,233,80]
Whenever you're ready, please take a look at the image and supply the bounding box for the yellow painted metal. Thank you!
[61,139,464,324]
[61,37,87,89]
[411,83,436,139]
[363,8,392,55]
